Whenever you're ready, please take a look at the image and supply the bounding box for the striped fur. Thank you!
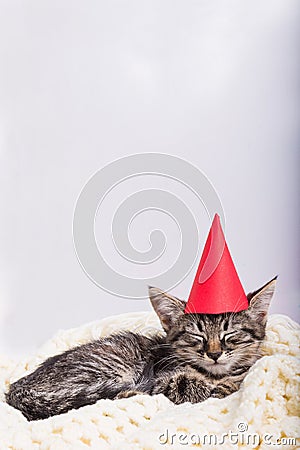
[6,278,276,419]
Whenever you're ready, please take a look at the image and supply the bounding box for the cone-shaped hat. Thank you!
[185,214,248,314]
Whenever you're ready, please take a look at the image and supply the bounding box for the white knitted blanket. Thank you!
[0,312,299,450]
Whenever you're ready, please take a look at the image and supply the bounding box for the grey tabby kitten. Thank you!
[6,277,276,421]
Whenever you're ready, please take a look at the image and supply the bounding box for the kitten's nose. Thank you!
[207,351,222,362]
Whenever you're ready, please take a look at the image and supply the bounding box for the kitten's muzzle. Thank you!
[206,351,222,362]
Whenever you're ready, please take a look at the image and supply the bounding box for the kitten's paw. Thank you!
[211,380,241,399]
[164,373,212,405]
[115,390,145,399]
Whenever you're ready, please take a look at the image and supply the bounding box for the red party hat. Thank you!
[184,214,248,314]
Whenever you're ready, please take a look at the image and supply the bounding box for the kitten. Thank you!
[6,278,276,421]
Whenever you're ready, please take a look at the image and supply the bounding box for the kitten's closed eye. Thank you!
[221,331,237,343]
[190,333,206,343]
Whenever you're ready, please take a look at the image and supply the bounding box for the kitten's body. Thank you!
[6,279,276,421]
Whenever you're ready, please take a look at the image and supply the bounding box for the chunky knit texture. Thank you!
[0,312,299,450]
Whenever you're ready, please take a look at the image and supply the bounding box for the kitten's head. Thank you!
[149,277,276,376]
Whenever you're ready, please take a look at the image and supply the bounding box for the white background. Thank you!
[0,0,299,356]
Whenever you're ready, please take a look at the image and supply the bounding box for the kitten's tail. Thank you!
[5,381,38,421]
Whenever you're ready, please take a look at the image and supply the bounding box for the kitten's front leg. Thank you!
[115,390,145,399]
[211,375,244,399]
[153,370,213,405]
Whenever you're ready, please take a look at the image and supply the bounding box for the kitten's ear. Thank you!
[148,286,186,332]
[247,277,277,324]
